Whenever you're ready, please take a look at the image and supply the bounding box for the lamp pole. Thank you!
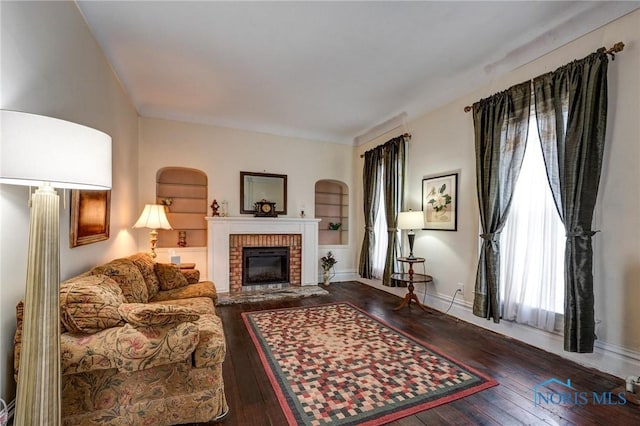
[15,185,61,425]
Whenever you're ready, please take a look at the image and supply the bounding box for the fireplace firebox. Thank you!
[242,246,290,286]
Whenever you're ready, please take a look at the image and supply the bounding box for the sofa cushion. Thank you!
[150,281,218,305]
[60,274,126,334]
[115,322,199,373]
[118,303,200,327]
[127,252,161,300]
[155,263,189,290]
[91,258,149,303]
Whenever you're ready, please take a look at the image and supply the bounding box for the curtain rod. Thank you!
[463,41,625,113]
[359,133,411,158]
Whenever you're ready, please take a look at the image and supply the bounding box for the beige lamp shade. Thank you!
[398,210,424,230]
[133,204,173,230]
[133,204,172,259]
[0,110,112,189]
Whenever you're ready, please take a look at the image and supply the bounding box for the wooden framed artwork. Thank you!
[70,189,111,247]
[422,172,458,231]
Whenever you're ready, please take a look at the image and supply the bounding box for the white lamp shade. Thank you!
[133,204,173,230]
[398,210,424,230]
[0,110,112,189]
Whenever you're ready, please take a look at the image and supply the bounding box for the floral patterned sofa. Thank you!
[14,253,228,425]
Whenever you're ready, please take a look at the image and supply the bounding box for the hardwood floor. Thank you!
[208,281,640,425]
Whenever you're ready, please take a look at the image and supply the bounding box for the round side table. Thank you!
[391,257,432,311]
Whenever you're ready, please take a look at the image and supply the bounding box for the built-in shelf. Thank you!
[315,180,348,245]
[156,167,208,248]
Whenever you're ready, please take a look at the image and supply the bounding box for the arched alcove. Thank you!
[315,180,348,245]
[156,167,208,248]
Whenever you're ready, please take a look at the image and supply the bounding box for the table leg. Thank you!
[393,281,428,311]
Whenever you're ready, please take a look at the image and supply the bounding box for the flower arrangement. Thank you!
[320,251,337,272]
[426,183,452,218]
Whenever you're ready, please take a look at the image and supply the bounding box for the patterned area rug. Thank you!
[243,302,497,425]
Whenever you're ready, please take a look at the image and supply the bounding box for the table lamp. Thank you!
[133,204,173,258]
[1,110,111,425]
[397,210,424,260]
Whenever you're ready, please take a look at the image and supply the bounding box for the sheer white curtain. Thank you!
[372,181,388,278]
[500,116,565,331]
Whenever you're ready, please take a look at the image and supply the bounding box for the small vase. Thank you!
[177,231,187,247]
[323,270,330,286]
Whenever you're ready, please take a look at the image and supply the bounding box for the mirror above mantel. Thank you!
[240,171,287,215]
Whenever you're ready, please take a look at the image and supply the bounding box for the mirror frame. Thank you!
[240,171,288,215]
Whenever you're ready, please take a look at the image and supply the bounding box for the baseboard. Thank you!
[357,278,640,381]
[317,269,359,284]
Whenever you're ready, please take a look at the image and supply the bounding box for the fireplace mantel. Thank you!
[206,217,320,293]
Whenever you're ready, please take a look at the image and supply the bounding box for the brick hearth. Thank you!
[229,234,302,293]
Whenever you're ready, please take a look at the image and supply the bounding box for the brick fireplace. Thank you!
[206,217,320,293]
[229,234,301,293]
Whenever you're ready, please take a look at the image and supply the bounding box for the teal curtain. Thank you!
[359,148,382,279]
[533,50,609,353]
[382,136,406,286]
[472,81,531,322]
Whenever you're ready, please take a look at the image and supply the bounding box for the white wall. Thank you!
[0,1,139,402]
[138,117,357,280]
[354,10,640,379]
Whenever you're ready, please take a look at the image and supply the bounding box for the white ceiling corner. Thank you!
[76,1,640,145]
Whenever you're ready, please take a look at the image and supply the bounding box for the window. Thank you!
[372,181,388,278]
[359,135,405,282]
[499,114,565,331]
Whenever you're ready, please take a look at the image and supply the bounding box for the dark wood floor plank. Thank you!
[415,403,479,426]
[196,282,640,425]
[490,382,571,426]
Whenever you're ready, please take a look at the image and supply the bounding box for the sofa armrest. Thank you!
[193,314,226,367]
[14,300,67,382]
[61,328,121,376]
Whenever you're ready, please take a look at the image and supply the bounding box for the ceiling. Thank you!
[77,1,639,145]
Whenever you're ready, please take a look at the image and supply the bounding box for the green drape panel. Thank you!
[359,148,382,279]
[533,50,608,353]
[382,136,406,286]
[472,81,531,322]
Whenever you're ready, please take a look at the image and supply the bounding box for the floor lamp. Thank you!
[0,110,111,425]
[397,210,425,260]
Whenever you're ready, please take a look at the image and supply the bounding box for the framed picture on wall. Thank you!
[422,172,458,231]
[70,189,111,247]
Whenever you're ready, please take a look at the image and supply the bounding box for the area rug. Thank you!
[242,302,497,425]
[217,285,328,305]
